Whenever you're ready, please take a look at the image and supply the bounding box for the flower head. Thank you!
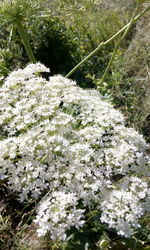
[0,63,149,240]
[0,0,40,24]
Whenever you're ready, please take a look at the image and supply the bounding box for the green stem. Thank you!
[65,5,150,78]
[99,4,140,85]
[16,20,36,63]
[0,64,10,73]
[66,42,105,78]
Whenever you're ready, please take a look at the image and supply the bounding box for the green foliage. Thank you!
[41,208,150,250]
[0,24,24,79]
[108,12,150,141]
[0,16,81,78]
[63,7,126,85]
[29,17,81,76]
[46,0,135,78]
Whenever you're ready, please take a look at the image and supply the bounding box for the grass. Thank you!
[110,7,150,141]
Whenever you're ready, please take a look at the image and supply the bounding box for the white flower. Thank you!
[0,63,149,240]
[100,176,149,237]
[34,191,85,240]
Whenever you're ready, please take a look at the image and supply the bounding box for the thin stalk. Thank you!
[65,5,150,78]
[16,20,36,63]
[0,64,10,73]
[99,3,140,85]
[8,26,13,46]
[66,42,105,78]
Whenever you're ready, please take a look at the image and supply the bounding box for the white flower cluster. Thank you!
[100,176,150,237]
[34,191,85,240]
[0,63,149,240]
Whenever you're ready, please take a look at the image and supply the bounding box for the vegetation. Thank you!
[0,0,150,249]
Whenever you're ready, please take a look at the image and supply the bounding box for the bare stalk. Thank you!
[65,5,150,78]
[99,3,140,85]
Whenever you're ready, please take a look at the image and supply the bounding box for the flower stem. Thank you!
[16,20,36,63]
[0,64,10,73]
[99,3,140,86]
[65,5,150,79]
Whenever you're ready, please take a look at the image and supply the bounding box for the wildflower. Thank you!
[0,63,149,240]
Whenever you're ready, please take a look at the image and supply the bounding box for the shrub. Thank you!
[0,63,149,245]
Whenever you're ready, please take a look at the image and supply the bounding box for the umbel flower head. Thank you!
[0,63,149,240]
[0,0,40,25]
